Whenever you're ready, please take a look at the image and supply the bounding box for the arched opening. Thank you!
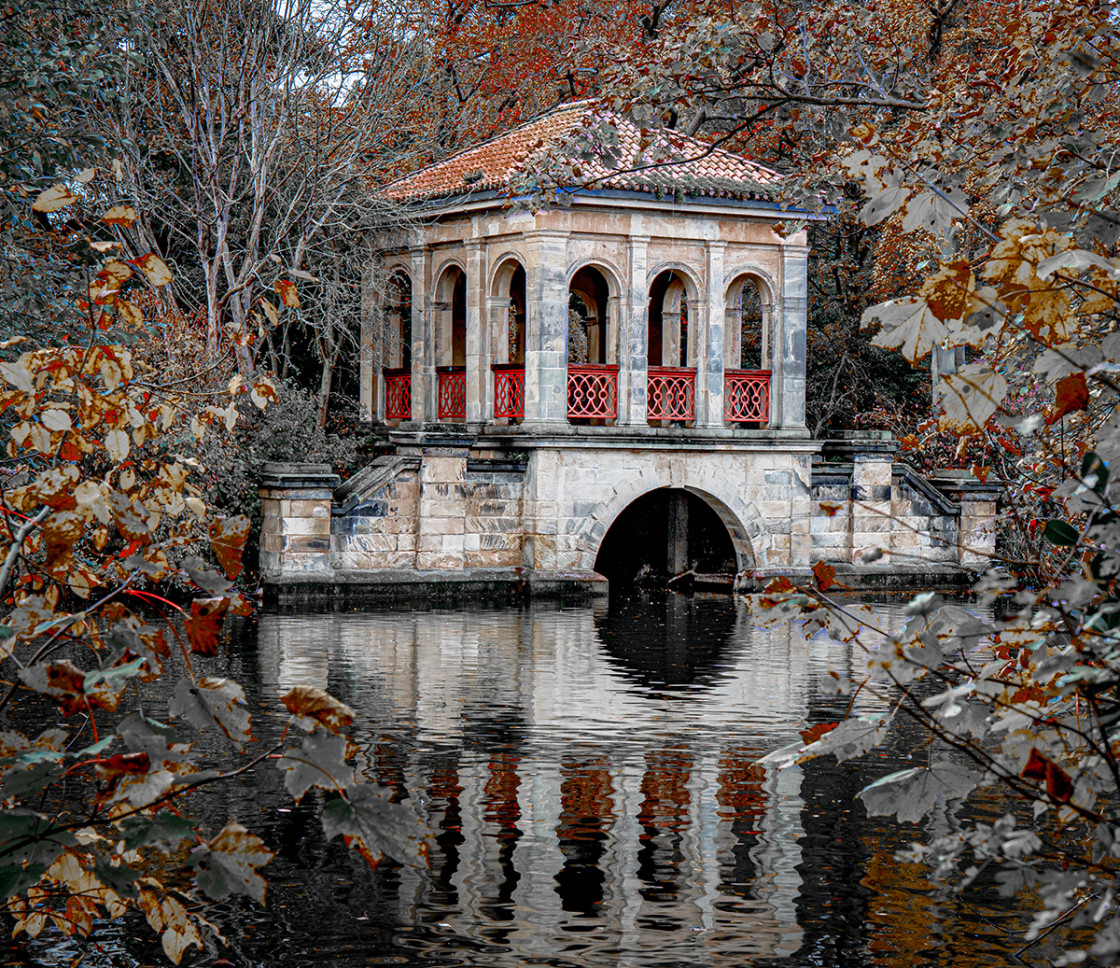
[567,265,617,424]
[647,269,691,368]
[725,274,772,427]
[726,275,769,370]
[594,488,738,588]
[568,265,611,365]
[434,264,467,420]
[491,258,527,422]
[385,269,412,370]
[647,269,695,426]
[382,269,412,422]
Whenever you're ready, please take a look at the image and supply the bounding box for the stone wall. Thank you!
[808,439,997,572]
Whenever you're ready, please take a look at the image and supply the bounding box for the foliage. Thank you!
[592,0,1120,959]
[0,184,428,961]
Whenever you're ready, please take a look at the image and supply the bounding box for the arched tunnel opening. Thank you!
[593,489,738,589]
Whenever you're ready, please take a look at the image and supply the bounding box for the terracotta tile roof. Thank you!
[381,101,783,204]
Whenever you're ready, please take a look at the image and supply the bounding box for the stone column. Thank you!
[621,235,649,428]
[524,229,569,427]
[850,452,894,564]
[258,463,340,578]
[698,241,727,430]
[359,260,377,423]
[465,239,488,426]
[408,246,430,426]
[778,243,809,432]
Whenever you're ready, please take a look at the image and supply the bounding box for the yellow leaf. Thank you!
[40,409,71,432]
[260,297,278,326]
[134,253,172,287]
[117,299,143,328]
[105,428,130,463]
[32,184,79,213]
[76,168,97,184]
[0,361,34,393]
[275,279,300,308]
[102,205,138,228]
[937,364,1007,434]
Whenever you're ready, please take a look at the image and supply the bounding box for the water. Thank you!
[8,593,1041,967]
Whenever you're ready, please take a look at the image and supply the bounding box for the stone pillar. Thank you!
[778,244,809,432]
[465,239,488,426]
[698,241,727,430]
[850,451,894,564]
[359,260,377,423]
[524,229,569,427]
[258,463,340,578]
[621,235,649,428]
[409,246,430,426]
[416,454,468,571]
[934,474,999,567]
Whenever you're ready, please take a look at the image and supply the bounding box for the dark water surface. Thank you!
[12,593,1041,967]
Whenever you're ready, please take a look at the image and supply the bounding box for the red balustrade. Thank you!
[647,366,695,422]
[724,369,771,424]
[567,364,618,420]
[437,366,466,420]
[492,364,525,419]
[384,368,411,421]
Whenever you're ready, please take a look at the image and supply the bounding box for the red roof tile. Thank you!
[381,102,783,204]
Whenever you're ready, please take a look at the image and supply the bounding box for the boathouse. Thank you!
[259,104,997,597]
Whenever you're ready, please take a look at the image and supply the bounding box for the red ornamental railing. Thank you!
[437,366,466,420]
[492,364,525,419]
[724,369,771,424]
[647,366,695,422]
[567,364,618,420]
[384,368,411,421]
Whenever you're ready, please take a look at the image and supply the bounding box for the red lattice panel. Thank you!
[647,366,695,422]
[384,368,411,420]
[492,364,525,419]
[724,369,771,424]
[567,364,618,420]
[437,366,466,420]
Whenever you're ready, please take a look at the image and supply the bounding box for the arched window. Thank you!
[726,275,771,371]
[647,269,692,368]
[385,270,412,370]
[568,266,611,364]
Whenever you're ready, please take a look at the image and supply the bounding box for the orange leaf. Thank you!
[970,464,990,483]
[1021,748,1048,781]
[281,685,356,734]
[800,721,838,745]
[764,576,794,594]
[209,515,251,580]
[819,501,843,517]
[812,561,837,591]
[1047,372,1089,425]
[185,598,229,655]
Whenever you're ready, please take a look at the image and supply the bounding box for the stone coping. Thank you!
[388,429,821,454]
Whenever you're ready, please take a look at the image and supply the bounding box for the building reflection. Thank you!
[254,597,889,965]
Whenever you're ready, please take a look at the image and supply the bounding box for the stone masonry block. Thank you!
[282,516,330,537]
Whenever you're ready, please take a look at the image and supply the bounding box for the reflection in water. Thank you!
[203,594,1030,968]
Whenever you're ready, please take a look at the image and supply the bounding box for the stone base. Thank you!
[262,567,608,607]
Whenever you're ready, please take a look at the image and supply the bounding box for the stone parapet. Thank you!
[259,463,341,578]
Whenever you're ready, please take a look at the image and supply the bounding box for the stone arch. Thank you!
[724,265,777,371]
[489,253,527,365]
[383,266,412,371]
[646,260,703,300]
[566,262,620,366]
[575,473,769,576]
[647,266,700,370]
[433,262,467,368]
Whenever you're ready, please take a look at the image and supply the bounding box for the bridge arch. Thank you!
[575,473,768,578]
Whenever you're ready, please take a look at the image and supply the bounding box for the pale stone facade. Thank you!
[260,108,996,597]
